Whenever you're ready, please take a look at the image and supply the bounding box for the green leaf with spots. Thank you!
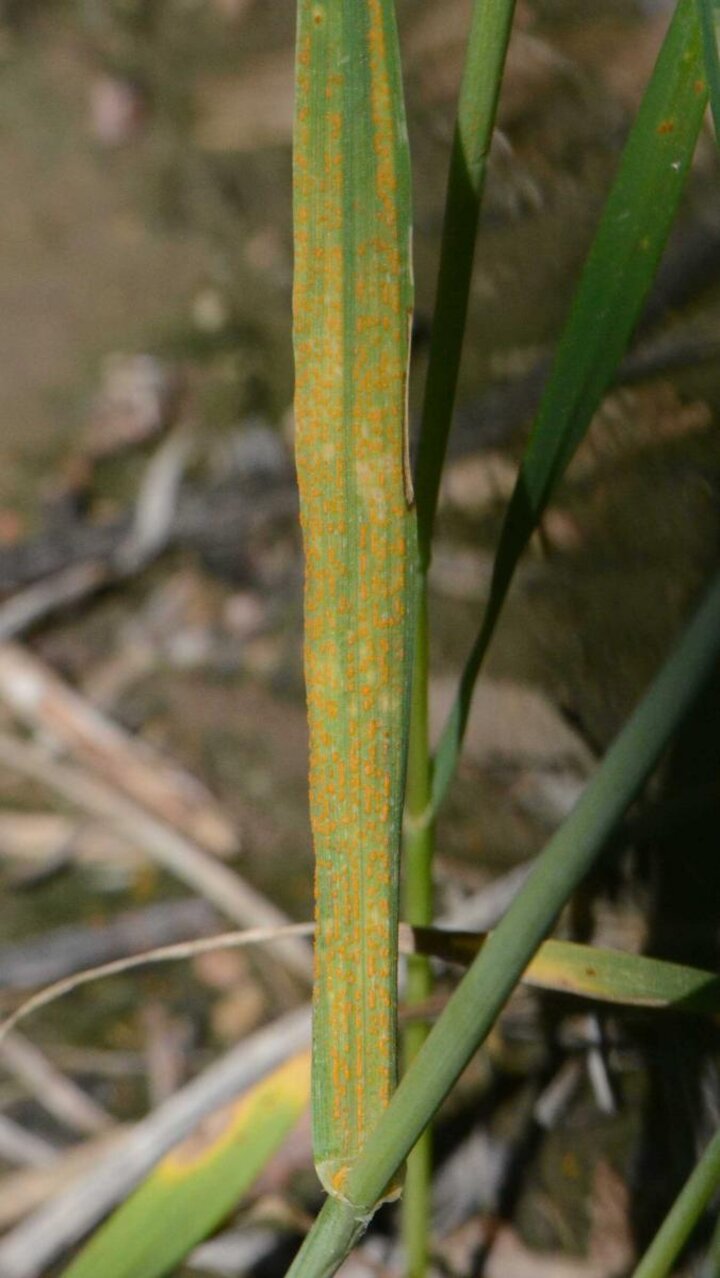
[293,0,414,1203]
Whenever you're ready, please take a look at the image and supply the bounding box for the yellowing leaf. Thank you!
[407,926,720,1014]
[61,1053,311,1278]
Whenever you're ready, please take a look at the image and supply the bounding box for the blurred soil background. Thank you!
[0,0,718,1274]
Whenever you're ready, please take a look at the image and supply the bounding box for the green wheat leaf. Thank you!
[286,565,720,1278]
[432,0,709,814]
[696,0,720,141]
[409,927,720,1015]
[293,0,414,1202]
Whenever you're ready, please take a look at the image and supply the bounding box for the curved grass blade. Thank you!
[286,568,720,1277]
[60,1053,311,1278]
[632,1128,720,1278]
[431,0,709,815]
[697,0,720,142]
[293,0,414,1201]
[407,927,720,1015]
[412,0,518,568]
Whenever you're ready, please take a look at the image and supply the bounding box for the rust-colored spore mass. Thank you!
[293,0,413,1197]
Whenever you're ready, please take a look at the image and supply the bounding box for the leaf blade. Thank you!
[408,926,720,1014]
[293,0,414,1199]
[431,0,709,814]
[696,0,720,142]
[60,1053,311,1278]
[286,567,720,1276]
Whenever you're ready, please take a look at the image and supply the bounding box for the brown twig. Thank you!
[0,1005,312,1278]
[0,642,237,857]
[0,899,219,993]
[0,1118,58,1172]
[0,924,314,1043]
[0,812,142,876]
[0,733,313,984]
[0,429,190,641]
[0,563,111,643]
[0,1130,126,1233]
[0,1033,112,1136]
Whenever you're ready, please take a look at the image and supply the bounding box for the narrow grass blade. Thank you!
[632,1128,720,1278]
[432,0,708,814]
[697,0,720,141]
[413,0,518,568]
[293,0,414,1200]
[407,927,720,1014]
[286,569,720,1277]
[59,1053,310,1278]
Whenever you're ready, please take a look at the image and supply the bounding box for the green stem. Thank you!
[632,1128,720,1278]
[356,565,720,1203]
[402,5,518,1267]
[287,1196,367,1278]
[402,585,434,1277]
